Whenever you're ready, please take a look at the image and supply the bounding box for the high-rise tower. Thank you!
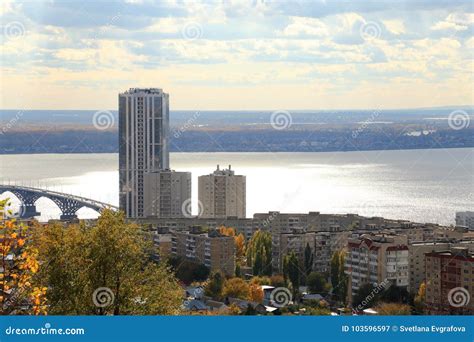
[119,88,170,218]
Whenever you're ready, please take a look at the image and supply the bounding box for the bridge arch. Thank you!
[0,185,117,220]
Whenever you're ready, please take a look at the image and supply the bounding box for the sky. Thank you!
[0,0,473,110]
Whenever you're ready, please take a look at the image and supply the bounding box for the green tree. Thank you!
[34,209,182,315]
[205,272,225,299]
[304,243,313,277]
[246,230,272,276]
[283,252,300,298]
[330,250,348,303]
[307,272,328,294]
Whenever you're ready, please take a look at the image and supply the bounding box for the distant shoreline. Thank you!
[1,145,472,156]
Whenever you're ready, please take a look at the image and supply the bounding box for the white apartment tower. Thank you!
[198,165,246,219]
[119,88,170,218]
[143,170,191,218]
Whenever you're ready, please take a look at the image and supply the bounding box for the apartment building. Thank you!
[143,170,191,218]
[345,234,409,300]
[171,227,236,276]
[119,88,170,218]
[456,211,474,230]
[408,239,474,293]
[198,165,246,219]
[425,247,474,315]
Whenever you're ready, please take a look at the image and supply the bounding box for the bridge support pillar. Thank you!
[60,213,78,221]
[20,203,40,219]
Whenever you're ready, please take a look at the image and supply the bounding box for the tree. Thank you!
[380,286,409,304]
[270,275,286,288]
[375,302,411,315]
[246,230,272,276]
[304,243,313,277]
[219,227,245,261]
[352,283,379,310]
[222,277,250,300]
[0,199,46,315]
[413,281,425,314]
[250,276,271,285]
[330,250,348,303]
[205,272,225,299]
[167,256,210,284]
[34,209,182,315]
[307,272,328,294]
[248,283,264,303]
[283,252,300,297]
[330,251,340,290]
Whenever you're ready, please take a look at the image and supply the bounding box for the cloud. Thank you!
[0,0,472,109]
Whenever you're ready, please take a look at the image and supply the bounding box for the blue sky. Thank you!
[1,0,473,110]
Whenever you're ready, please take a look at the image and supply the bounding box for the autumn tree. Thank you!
[375,302,411,315]
[246,230,272,276]
[270,275,286,287]
[250,276,271,286]
[33,209,182,315]
[0,199,46,315]
[222,277,250,300]
[218,226,245,261]
[248,283,264,303]
[413,281,426,314]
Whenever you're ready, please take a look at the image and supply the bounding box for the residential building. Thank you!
[345,234,409,300]
[171,227,235,276]
[143,170,191,218]
[408,239,474,293]
[456,211,474,230]
[425,247,474,315]
[198,165,246,219]
[119,88,170,218]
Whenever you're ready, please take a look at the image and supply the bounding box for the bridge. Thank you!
[0,185,118,220]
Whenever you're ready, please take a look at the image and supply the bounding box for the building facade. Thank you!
[119,88,170,218]
[408,239,474,294]
[425,248,474,315]
[345,234,409,300]
[456,211,474,230]
[198,165,246,219]
[143,170,191,218]
[171,227,236,276]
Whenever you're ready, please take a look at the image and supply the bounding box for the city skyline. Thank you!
[1,1,473,110]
